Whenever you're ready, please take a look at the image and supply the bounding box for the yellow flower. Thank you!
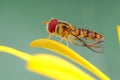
[0,39,110,80]
[117,25,120,43]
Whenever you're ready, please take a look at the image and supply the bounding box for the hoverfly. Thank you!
[43,18,104,53]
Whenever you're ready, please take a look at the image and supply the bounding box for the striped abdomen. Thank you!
[72,28,103,40]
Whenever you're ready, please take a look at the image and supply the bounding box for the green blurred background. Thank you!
[0,0,119,80]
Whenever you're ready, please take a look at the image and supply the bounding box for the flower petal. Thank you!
[27,54,95,80]
[0,46,94,80]
[0,46,32,61]
[30,39,110,80]
[117,25,120,43]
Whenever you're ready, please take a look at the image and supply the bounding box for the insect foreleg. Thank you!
[47,33,53,39]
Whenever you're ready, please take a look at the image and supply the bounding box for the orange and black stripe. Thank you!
[73,28,103,39]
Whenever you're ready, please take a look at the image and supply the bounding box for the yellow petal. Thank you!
[0,46,94,80]
[117,25,120,43]
[0,46,32,61]
[30,39,110,80]
[27,54,95,80]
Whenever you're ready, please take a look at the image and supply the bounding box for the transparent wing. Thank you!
[69,34,104,53]
[83,39,104,53]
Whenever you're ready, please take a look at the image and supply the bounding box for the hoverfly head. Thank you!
[44,18,58,33]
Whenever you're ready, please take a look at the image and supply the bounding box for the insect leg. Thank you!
[60,33,69,47]
[69,37,85,46]
[65,39,69,47]
[59,37,69,47]
[47,33,52,39]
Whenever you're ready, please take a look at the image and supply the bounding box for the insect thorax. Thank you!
[55,22,74,38]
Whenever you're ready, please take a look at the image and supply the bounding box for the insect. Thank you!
[43,18,104,53]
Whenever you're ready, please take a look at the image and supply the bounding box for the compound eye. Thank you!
[47,19,58,33]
